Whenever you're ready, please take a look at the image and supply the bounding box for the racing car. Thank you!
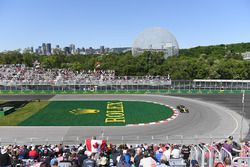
[176,105,189,113]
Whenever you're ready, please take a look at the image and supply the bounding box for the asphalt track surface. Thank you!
[0,94,248,144]
[169,94,250,140]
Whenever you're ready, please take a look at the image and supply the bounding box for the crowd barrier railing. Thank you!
[221,147,233,165]
[233,157,250,167]
[211,146,223,166]
[203,145,213,167]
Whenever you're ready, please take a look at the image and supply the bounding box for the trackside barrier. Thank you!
[0,135,239,145]
[233,157,250,167]
[184,145,249,167]
[203,145,213,167]
[221,147,233,165]
[190,146,198,162]
[189,146,201,167]
[197,145,205,167]
[211,146,223,166]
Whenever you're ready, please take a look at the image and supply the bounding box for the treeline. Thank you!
[0,42,250,79]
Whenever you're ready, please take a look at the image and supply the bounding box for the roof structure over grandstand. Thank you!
[132,27,179,58]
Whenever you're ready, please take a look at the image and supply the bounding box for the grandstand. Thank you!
[1,65,250,93]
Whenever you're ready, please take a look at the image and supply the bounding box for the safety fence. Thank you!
[1,80,250,94]
[0,87,250,94]
[0,134,245,145]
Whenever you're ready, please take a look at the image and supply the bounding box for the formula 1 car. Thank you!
[176,105,189,113]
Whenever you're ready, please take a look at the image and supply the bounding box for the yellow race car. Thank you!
[177,105,189,113]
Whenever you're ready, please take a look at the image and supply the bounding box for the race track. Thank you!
[0,94,248,144]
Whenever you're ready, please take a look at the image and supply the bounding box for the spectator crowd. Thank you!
[0,136,249,167]
[0,64,171,87]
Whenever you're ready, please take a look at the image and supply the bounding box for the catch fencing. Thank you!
[0,134,244,145]
[1,79,250,93]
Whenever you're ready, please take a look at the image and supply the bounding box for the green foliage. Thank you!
[0,42,250,79]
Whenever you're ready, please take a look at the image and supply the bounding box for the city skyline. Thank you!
[0,0,249,51]
[21,42,117,55]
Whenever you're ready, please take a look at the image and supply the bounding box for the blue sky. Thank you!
[0,0,249,51]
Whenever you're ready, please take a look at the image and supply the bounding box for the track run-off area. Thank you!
[0,94,248,144]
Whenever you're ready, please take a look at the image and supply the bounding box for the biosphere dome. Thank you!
[132,27,179,58]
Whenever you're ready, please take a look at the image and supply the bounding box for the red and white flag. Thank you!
[85,139,107,153]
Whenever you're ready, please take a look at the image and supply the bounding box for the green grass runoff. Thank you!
[0,101,49,126]
[18,101,173,126]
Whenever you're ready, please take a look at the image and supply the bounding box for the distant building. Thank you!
[46,43,52,55]
[23,47,33,54]
[242,52,250,60]
[100,46,105,54]
[42,43,46,55]
[64,47,70,55]
[36,46,42,55]
[132,27,179,58]
[70,44,76,54]
[76,48,81,54]
[30,47,34,53]
[86,47,94,54]
[105,47,110,53]
[11,43,134,56]
[110,47,131,53]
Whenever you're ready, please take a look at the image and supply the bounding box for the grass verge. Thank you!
[0,101,49,126]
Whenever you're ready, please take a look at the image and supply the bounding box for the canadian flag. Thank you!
[85,139,107,153]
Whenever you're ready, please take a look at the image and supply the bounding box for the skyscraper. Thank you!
[42,43,46,55]
[30,47,34,53]
[38,46,42,54]
[100,46,105,54]
[46,43,51,55]
[76,48,81,54]
[64,47,70,55]
[69,44,76,54]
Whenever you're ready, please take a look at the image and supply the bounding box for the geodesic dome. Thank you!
[132,27,179,58]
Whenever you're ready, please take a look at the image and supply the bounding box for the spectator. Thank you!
[97,153,108,166]
[163,145,171,163]
[139,151,157,167]
[171,145,180,159]
[77,149,87,167]
[156,155,169,167]
[214,162,224,167]
[18,145,29,159]
[58,153,72,167]
[223,157,231,167]
[181,145,191,166]
[82,151,96,167]
[40,162,51,167]
[50,158,59,167]
[29,146,38,159]
[191,160,200,167]
[133,148,143,167]
[155,148,163,163]
[0,146,11,167]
